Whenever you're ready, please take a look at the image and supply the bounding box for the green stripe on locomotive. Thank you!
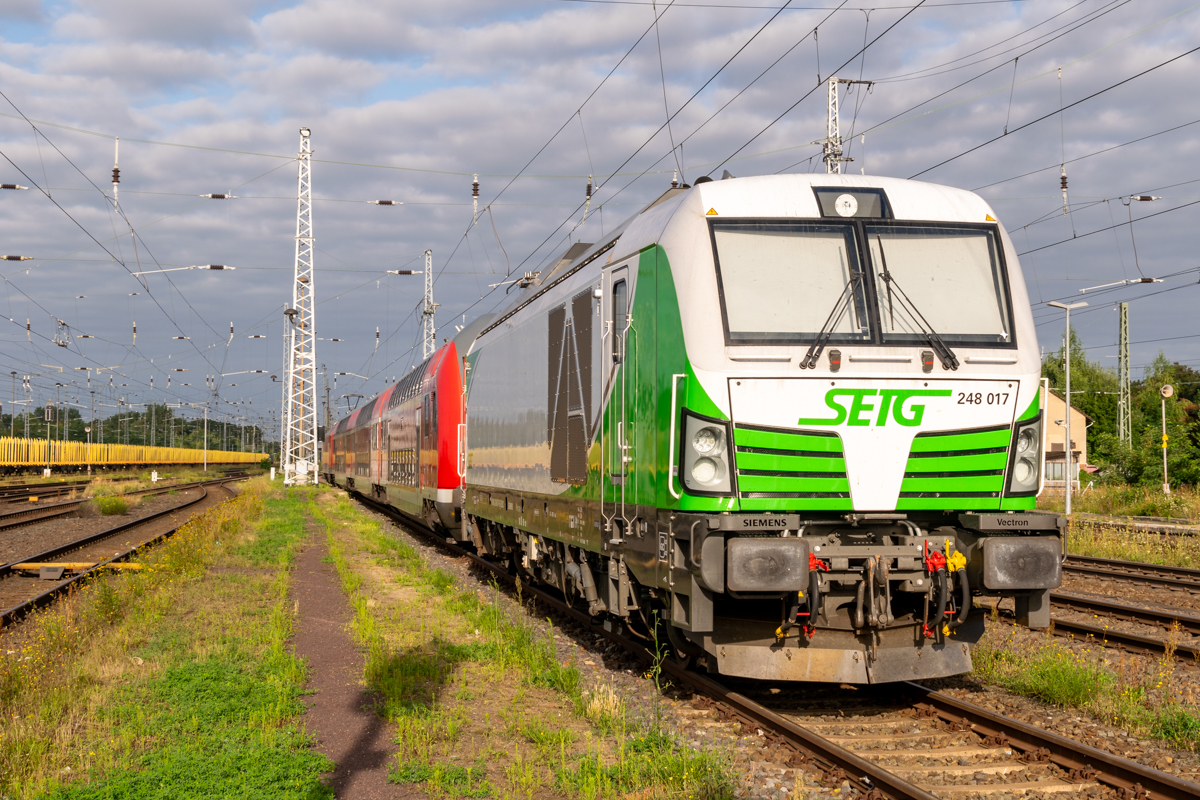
[558,244,1040,515]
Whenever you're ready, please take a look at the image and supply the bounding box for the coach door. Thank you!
[603,264,633,531]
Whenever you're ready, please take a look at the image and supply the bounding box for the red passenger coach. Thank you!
[325,342,464,529]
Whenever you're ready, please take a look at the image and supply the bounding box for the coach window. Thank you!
[430,391,437,434]
[612,279,628,363]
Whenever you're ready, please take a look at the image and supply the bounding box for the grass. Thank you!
[310,490,735,800]
[93,495,134,515]
[1039,483,1200,519]
[0,480,334,798]
[1066,518,1200,569]
[973,621,1200,751]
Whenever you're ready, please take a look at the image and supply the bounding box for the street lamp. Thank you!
[1047,300,1087,515]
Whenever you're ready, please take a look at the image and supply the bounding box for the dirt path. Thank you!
[292,522,416,799]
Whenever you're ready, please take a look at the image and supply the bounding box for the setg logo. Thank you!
[798,389,952,428]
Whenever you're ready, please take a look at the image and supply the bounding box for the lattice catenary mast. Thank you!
[422,248,437,359]
[823,77,873,175]
[281,127,319,486]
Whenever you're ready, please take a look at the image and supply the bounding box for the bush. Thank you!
[94,496,130,516]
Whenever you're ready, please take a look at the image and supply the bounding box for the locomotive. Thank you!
[327,173,1063,684]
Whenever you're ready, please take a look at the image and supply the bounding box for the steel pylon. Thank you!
[422,248,437,359]
[282,128,319,486]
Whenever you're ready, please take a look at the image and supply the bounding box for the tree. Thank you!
[1041,326,1119,440]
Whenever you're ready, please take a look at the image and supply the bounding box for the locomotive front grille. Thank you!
[897,424,1011,510]
[732,424,851,511]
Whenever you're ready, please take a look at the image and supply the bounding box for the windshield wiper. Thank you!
[875,235,960,371]
[799,268,862,369]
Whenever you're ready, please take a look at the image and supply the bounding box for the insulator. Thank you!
[112,167,120,184]
[586,179,592,198]
[2,255,32,261]
[671,170,678,189]
[1060,175,1067,190]
[472,177,479,198]
[373,199,395,205]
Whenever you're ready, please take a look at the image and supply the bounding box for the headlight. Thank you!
[1013,458,1034,484]
[693,427,722,455]
[691,457,725,484]
[681,411,734,495]
[1006,413,1042,495]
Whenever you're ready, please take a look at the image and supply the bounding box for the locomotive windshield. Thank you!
[711,219,1014,348]
[866,224,1011,345]
[711,222,871,345]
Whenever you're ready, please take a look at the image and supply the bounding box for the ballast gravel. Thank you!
[354,500,1200,798]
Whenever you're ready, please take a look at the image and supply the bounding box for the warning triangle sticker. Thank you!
[706,208,718,216]
[985,214,996,221]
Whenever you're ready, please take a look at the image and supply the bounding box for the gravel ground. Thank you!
[0,488,205,564]
[353,501,841,799]
[1062,571,1200,614]
[354,499,1200,798]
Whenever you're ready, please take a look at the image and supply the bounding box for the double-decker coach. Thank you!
[326,342,465,530]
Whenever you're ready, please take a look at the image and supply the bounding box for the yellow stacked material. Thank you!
[0,437,263,467]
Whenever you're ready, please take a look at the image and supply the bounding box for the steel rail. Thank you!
[1068,553,1200,580]
[352,495,934,800]
[1045,615,1200,661]
[1072,512,1200,537]
[906,683,1200,800]
[0,477,241,533]
[0,479,240,627]
[1052,589,1200,635]
[353,493,1200,800]
[1064,556,1200,592]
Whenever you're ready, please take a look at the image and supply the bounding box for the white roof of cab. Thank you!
[608,173,1001,264]
[692,173,997,223]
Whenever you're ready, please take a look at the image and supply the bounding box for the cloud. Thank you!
[55,0,263,48]
[0,0,1199,415]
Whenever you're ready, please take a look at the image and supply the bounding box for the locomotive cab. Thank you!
[455,172,1062,684]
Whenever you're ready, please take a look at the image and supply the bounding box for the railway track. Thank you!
[352,493,1199,800]
[1072,513,1200,538]
[0,479,240,628]
[1065,554,1200,592]
[0,476,138,505]
[0,477,241,533]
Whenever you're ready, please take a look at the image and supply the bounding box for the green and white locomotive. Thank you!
[455,172,1061,684]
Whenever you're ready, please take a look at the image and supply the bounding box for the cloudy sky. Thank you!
[1,0,1197,434]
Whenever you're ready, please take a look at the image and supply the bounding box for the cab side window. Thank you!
[612,279,627,363]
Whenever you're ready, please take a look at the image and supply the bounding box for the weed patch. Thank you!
[1066,518,1200,569]
[310,490,735,800]
[974,627,1200,751]
[93,495,132,515]
[0,481,333,797]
